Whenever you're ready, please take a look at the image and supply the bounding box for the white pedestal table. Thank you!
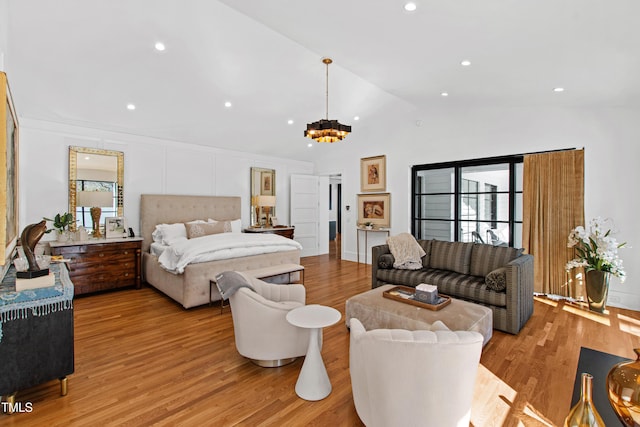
[286,304,341,401]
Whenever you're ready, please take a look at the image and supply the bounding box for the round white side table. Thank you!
[286,304,341,401]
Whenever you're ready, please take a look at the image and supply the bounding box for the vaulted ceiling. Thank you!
[6,0,640,161]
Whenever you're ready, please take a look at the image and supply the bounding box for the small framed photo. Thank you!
[357,193,391,228]
[261,171,274,195]
[270,216,280,227]
[360,155,386,192]
[105,216,127,239]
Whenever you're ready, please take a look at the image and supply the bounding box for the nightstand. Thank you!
[244,226,295,239]
[49,237,142,296]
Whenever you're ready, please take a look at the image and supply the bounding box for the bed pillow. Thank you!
[209,218,242,233]
[152,223,187,245]
[185,221,229,238]
[230,219,242,233]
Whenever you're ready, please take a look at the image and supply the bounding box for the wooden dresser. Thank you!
[243,226,295,239]
[49,237,142,296]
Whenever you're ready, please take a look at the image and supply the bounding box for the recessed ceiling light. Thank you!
[354,116,360,121]
[461,60,471,67]
[154,42,166,51]
[441,92,449,97]
[84,156,90,160]
[287,119,294,125]
[126,103,136,110]
[553,87,565,92]
[404,2,417,12]
[224,101,232,108]
[307,143,313,148]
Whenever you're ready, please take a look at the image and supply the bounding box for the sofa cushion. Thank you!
[378,254,395,269]
[469,244,522,277]
[418,240,432,268]
[485,267,507,292]
[429,241,473,274]
[375,268,506,308]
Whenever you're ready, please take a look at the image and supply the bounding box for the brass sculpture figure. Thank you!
[20,220,48,272]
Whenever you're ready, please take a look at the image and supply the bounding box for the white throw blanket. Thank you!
[158,233,303,274]
[387,233,426,270]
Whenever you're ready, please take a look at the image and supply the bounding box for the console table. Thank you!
[356,227,390,264]
[0,263,75,413]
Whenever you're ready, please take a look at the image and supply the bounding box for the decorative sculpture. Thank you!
[17,220,49,278]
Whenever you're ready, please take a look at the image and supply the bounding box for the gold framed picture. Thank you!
[0,72,19,268]
[360,155,386,192]
[260,171,274,195]
[357,193,391,228]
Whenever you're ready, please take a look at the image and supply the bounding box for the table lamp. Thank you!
[77,191,113,238]
[256,195,276,227]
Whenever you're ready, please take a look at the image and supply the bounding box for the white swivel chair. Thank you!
[228,273,310,367]
[349,318,483,427]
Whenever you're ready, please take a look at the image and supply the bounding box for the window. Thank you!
[412,155,523,247]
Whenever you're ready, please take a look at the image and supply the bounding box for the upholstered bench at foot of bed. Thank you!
[244,264,304,284]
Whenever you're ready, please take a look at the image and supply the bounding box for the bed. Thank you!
[140,194,302,309]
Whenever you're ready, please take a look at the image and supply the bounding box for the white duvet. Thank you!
[157,232,303,274]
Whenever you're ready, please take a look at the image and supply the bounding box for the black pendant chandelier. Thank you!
[305,58,351,143]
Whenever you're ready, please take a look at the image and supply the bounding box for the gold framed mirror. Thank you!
[250,167,276,227]
[69,146,124,232]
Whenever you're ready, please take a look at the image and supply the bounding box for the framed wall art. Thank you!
[260,170,274,195]
[357,193,391,228]
[0,72,19,271]
[360,155,386,192]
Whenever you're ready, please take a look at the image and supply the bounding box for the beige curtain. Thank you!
[523,149,584,296]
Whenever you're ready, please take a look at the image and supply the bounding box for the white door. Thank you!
[290,175,329,257]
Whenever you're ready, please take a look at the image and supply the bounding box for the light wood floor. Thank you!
[2,255,639,426]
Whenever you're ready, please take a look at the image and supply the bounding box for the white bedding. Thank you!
[158,233,303,274]
[150,241,169,257]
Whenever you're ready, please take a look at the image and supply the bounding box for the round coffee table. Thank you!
[286,304,341,401]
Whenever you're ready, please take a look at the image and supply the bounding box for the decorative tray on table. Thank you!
[382,285,451,311]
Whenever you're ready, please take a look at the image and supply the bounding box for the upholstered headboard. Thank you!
[139,194,241,252]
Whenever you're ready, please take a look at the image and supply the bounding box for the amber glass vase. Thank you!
[565,373,605,427]
[607,348,640,426]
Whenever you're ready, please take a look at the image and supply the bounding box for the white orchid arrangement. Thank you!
[565,217,626,282]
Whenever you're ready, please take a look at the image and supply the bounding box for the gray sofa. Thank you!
[371,239,534,334]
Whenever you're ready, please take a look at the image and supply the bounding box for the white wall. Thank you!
[18,119,313,240]
[0,0,8,71]
[314,105,640,310]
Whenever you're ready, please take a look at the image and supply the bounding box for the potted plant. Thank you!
[565,217,626,313]
[44,212,75,242]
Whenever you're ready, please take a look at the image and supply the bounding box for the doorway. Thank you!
[329,175,342,259]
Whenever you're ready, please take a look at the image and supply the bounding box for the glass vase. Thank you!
[565,373,605,427]
[607,348,640,426]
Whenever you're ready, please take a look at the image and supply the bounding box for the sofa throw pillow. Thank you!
[387,233,426,270]
[429,240,474,274]
[378,254,395,269]
[185,221,230,238]
[485,267,507,292]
